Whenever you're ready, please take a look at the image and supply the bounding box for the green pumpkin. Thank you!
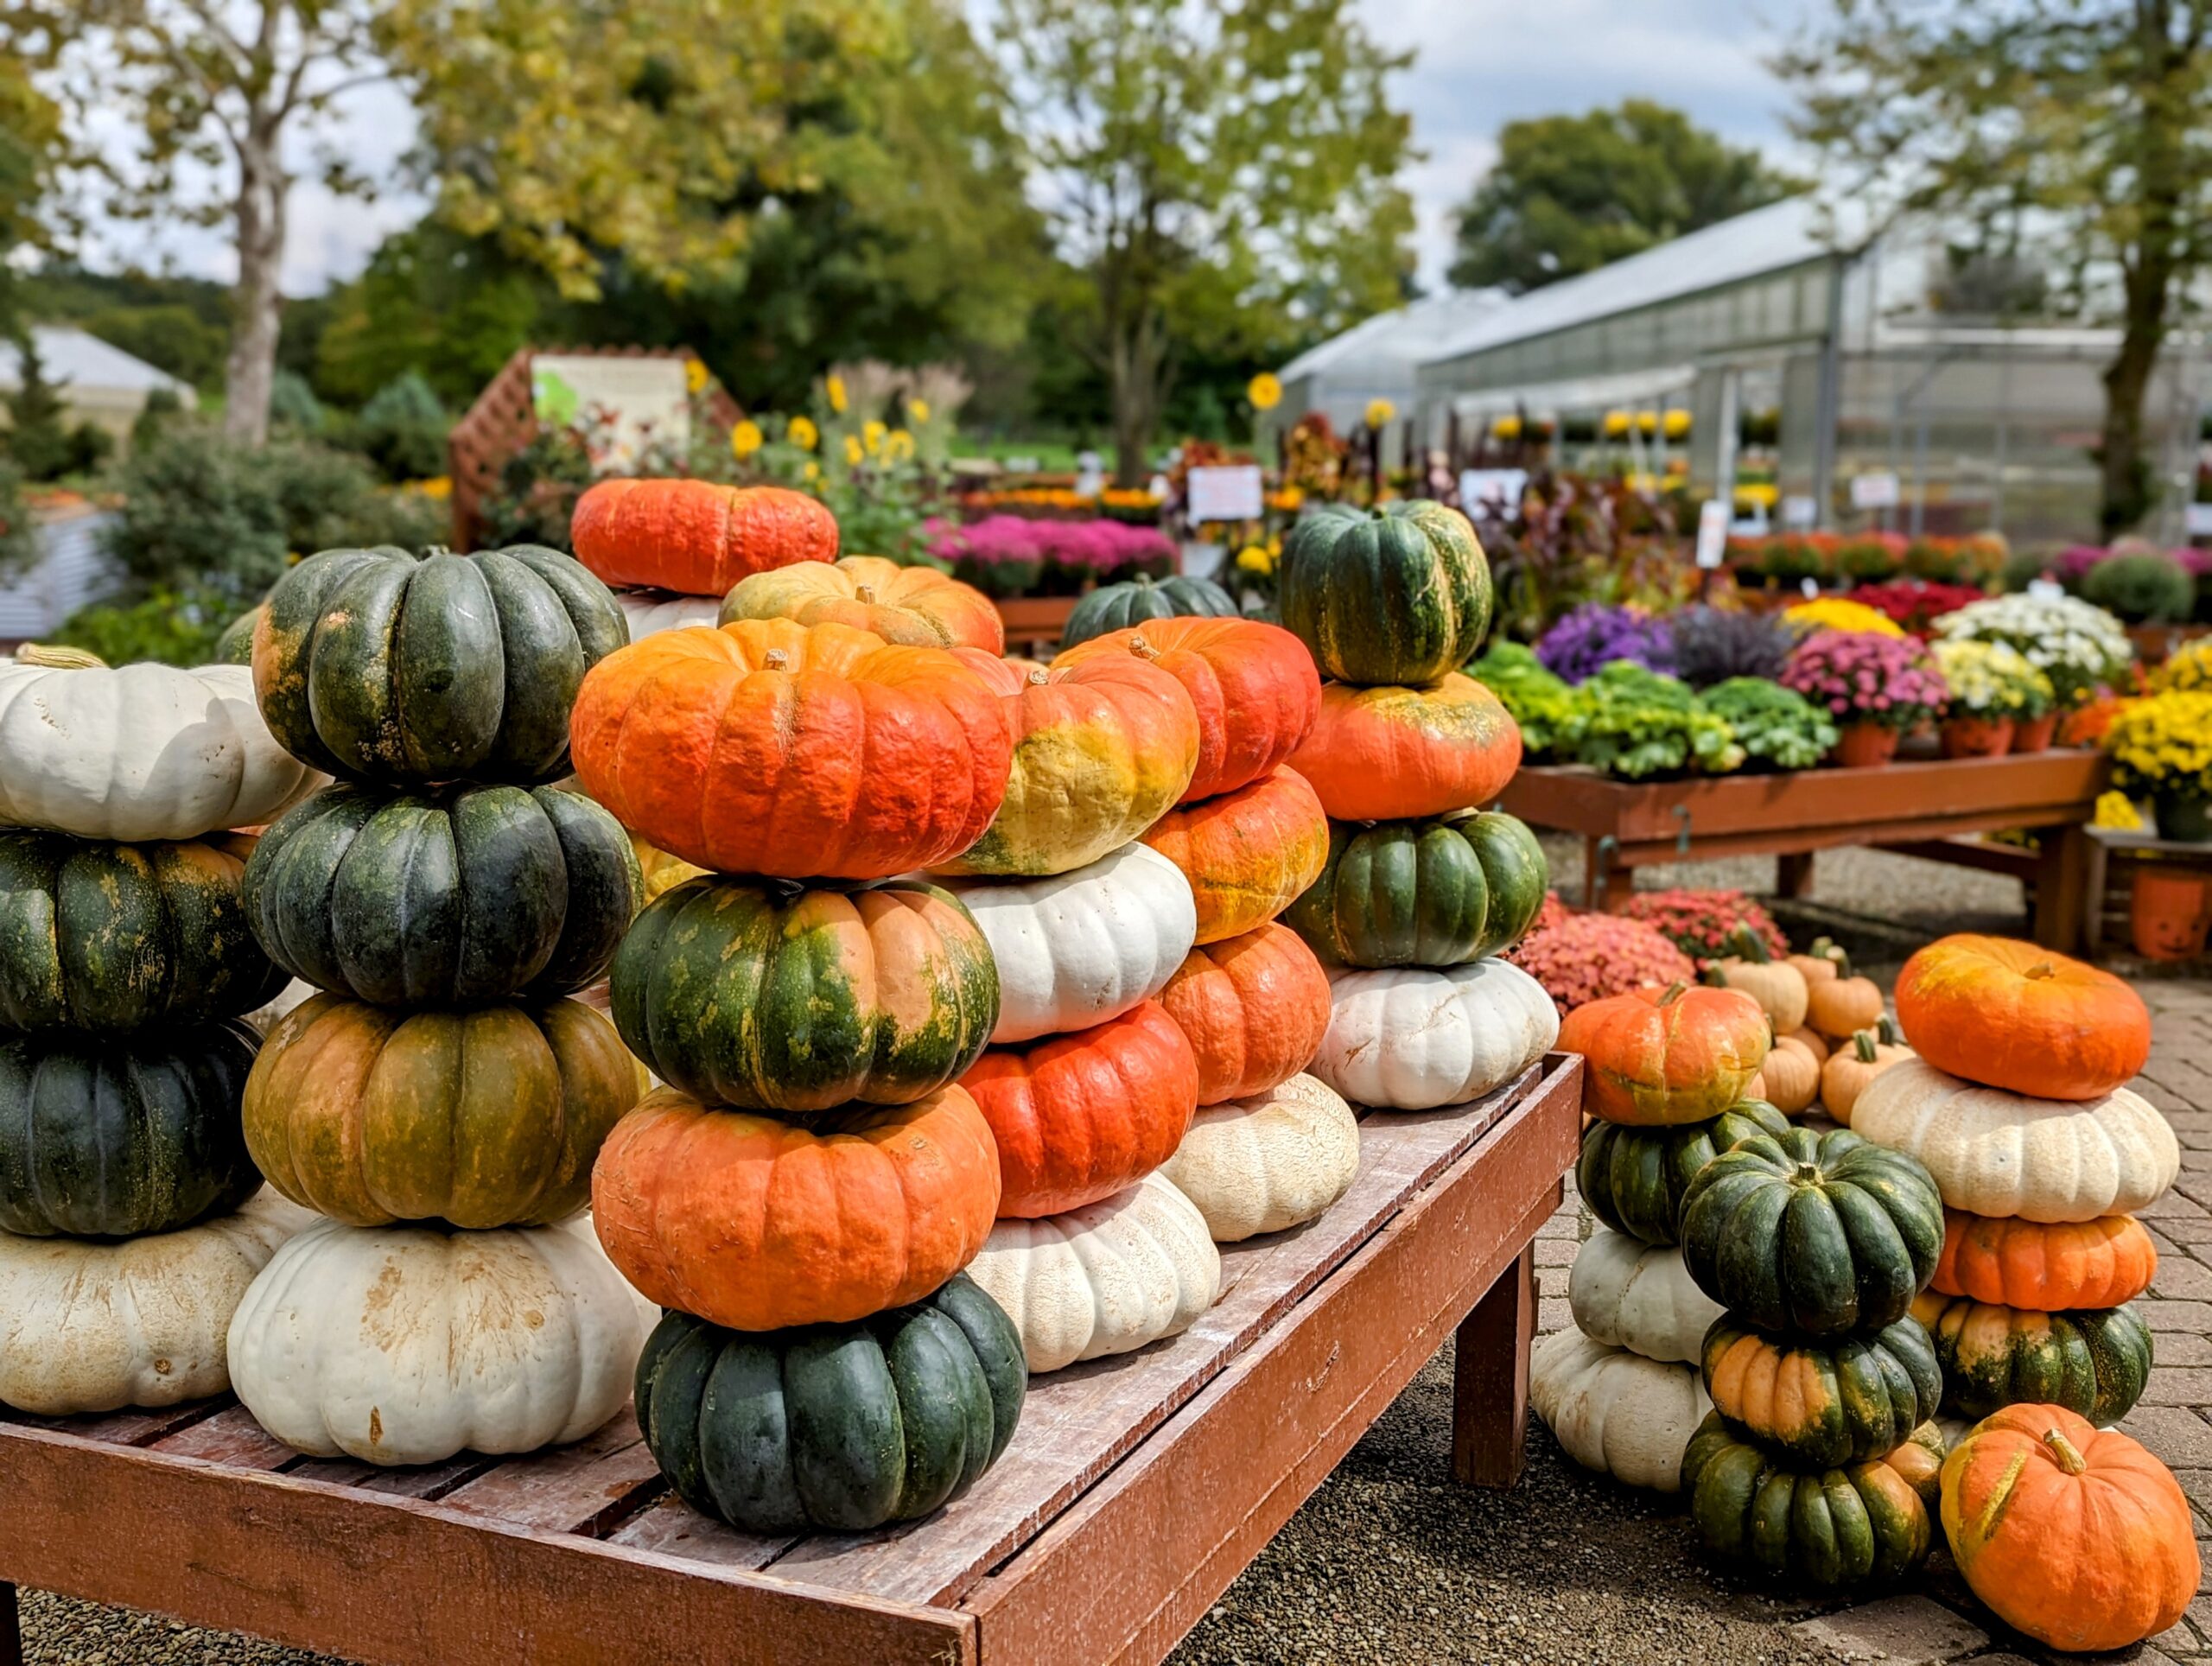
[0,1022,262,1237]
[1279,500,1492,684]
[1284,810,1547,968]
[610,875,999,1115]
[242,781,642,1007]
[1701,1317,1942,1468]
[1575,1099,1791,1246]
[1059,574,1239,649]
[215,605,263,664]
[1910,1293,2152,1424]
[0,830,287,1033]
[637,1272,1026,1532]
[254,544,627,785]
[1681,1412,1936,1588]
[1680,1128,1942,1336]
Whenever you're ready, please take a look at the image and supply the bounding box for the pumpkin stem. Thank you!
[1128,633,1160,660]
[1814,937,1853,976]
[855,584,877,604]
[1705,965,1729,987]
[1657,980,1689,1007]
[2025,960,2055,981]
[1853,1030,1878,1063]
[1792,1161,1824,1184]
[2042,1427,2089,1476]
[1875,1014,1903,1046]
[14,642,106,669]
[1027,666,1052,685]
[1731,926,1773,964]
[764,648,791,671]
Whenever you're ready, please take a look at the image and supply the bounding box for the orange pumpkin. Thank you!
[1287,673,1522,821]
[1942,1405,2198,1653]
[1800,939,1885,1040]
[719,555,1005,653]
[1054,618,1320,803]
[570,479,836,595]
[568,620,1013,880]
[1158,924,1332,1105]
[589,1084,1001,1331]
[1760,1031,1822,1116]
[1821,1019,1915,1127]
[960,999,1198,1217]
[1896,935,2152,1101]
[1933,1211,2158,1310]
[1556,982,1770,1126]
[1140,766,1329,944]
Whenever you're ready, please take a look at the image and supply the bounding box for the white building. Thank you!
[0,325,197,446]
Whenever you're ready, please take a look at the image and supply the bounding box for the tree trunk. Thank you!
[1107,303,1171,488]
[224,129,288,448]
[2100,314,2161,535]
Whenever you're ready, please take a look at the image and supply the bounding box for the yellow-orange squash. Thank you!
[1896,934,2151,1101]
[1287,674,1522,821]
[1158,924,1332,1105]
[1803,942,1885,1040]
[719,556,1005,653]
[570,478,836,595]
[1760,1031,1821,1116]
[1556,982,1770,1126]
[1932,1211,2157,1311]
[1821,1020,1915,1127]
[1140,766,1329,944]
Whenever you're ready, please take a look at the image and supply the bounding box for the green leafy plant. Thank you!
[46,587,238,666]
[352,371,450,482]
[1469,641,1577,756]
[2081,549,2194,623]
[1702,677,1840,770]
[1567,662,1745,779]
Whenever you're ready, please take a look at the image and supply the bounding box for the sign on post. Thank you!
[1694,499,1731,569]
[1185,465,1265,524]
[1849,472,1901,510]
[1458,468,1529,520]
[531,355,690,469]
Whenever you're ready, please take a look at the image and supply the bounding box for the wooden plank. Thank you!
[150,1403,296,1470]
[1452,1241,1536,1487]
[2,1400,225,1448]
[440,1410,666,1536]
[1876,836,2043,880]
[607,1497,792,1570]
[284,1452,502,1501]
[1605,800,2100,868]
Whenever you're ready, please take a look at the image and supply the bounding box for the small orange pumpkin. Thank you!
[1804,941,1885,1040]
[1787,938,1847,989]
[571,479,836,595]
[1556,982,1770,1126]
[1704,930,1809,1033]
[1821,1018,1914,1127]
[1896,935,2152,1101]
[1158,923,1332,1104]
[1932,1211,2157,1310]
[1287,674,1522,821]
[1140,766,1329,944]
[719,555,1005,653]
[1760,1029,1822,1116]
[1785,1026,1830,1065]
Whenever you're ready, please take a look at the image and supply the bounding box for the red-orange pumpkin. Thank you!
[1158,923,1332,1104]
[719,556,1005,653]
[1896,934,2152,1100]
[570,479,837,595]
[1140,766,1329,944]
[1932,1211,2158,1311]
[1287,674,1522,820]
[1557,981,1771,1126]
[568,620,1013,880]
[960,1000,1198,1217]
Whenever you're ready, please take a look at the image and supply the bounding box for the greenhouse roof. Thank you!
[0,325,189,396]
[1280,287,1510,383]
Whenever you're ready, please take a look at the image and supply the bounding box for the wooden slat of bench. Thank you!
[1,1400,224,1449]
[440,1410,666,1536]
[150,1403,296,1469]
[607,1497,794,1569]
[286,1452,502,1500]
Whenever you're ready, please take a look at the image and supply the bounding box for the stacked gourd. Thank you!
[0,645,320,1415]
[574,476,839,639]
[222,544,657,1466]
[1274,503,1559,1111]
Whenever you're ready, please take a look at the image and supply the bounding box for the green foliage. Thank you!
[353,372,449,482]
[1568,662,1745,779]
[47,588,238,667]
[268,370,326,436]
[1701,677,1840,770]
[130,385,183,452]
[3,328,69,478]
[0,453,33,578]
[2082,549,2196,622]
[13,270,232,391]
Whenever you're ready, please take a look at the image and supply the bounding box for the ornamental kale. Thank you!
[1701,677,1840,770]
[1665,605,1795,688]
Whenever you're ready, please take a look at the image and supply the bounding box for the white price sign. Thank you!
[1849,471,1901,510]
[1185,465,1264,524]
[1694,499,1731,569]
[531,354,690,468]
[1458,468,1528,519]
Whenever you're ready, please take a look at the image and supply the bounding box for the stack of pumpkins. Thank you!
[0,647,318,1416]
[223,544,658,1466]
[1701,931,1910,1122]
[573,476,840,639]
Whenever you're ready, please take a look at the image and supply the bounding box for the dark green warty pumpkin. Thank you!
[1059,574,1239,649]
[637,1272,1026,1532]
[1279,500,1492,684]
[1910,1292,2152,1424]
[1575,1099,1791,1246]
[0,1022,262,1237]
[242,781,641,1006]
[1284,810,1546,968]
[1700,1316,1943,1468]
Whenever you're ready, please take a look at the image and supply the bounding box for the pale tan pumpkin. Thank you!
[1761,1033,1822,1116]
[1704,932,1809,1033]
[1785,1027,1830,1066]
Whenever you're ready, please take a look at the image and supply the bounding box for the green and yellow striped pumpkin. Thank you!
[1284,810,1547,968]
[1574,1099,1791,1246]
[1279,501,1492,684]
[1701,1317,1943,1467]
[1910,1292,2153,1424]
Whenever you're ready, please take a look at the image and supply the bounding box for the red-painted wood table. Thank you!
[0,1054,1580,1666]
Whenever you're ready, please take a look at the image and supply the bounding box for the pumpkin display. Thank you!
[1802,943,1885,1040]
[570,478,837,595]
[1557,982,1770,1127]
[1849,1059,2179,1223]
[241,782,641,1007]
[1942,1405,2198,1654]
[1278,501,1491,686]
[1053,619,1319,803]
[1931,1211,2157,1310]
[1895,935,2152,1102]
[610,876,996,1113]
[0,1022,262,1238]
[634,1273,1024,1531]
[630,836,708,903]
[1820,1019,1915,1127]
[254,544,627,786]
[965,1171,1222,1372]
[1680,1127,1944,1335]
[1157,1072,1360,1243]
[1139,766,1329,944]
[1703,931,1809,1033]
[961,1000,1198,1217]
[0,830,286,1033]
[1567,1230,1725,1365]
[1529,1329,1710,1491]
[613,591,722,639]
[569,620,1014,880]
[1058,573,1238,649]
[227,1215,654,1464]
[720,556,1005,654]
[0,1194,307,1415]
[1700,1317,1943,1467]
[243,994,645,1230]
[1786,1027,1830,1065]
[1759,1030,1822,1116]
[940,843,1195,1043]
[590,1086,1001,1331]
[0,655,316,842]
[1789,938,1847,988]
[1287,674,1522,822]
[1283,810,1548,969]
[1313,958,1560,1111]
[1575,1099,1793,1245]
[1157,925,1332,1105]
[1681,1412,1936,1587]
[1910,1293,2153,1423]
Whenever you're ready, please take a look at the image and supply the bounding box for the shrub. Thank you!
[46,588,238,666]
[268,370,326,436]
[0,455,32,578]
[2081,549,2194,623]
[353,371,450,482]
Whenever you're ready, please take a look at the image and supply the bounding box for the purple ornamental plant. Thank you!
[1534,603,1676,685]
[1779,629,1949,730]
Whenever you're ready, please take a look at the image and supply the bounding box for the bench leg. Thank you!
[1452,1243,1535,1488]
[2,1580,22,1666]
[2032,824,2090,955]
[1776,850,1815,900]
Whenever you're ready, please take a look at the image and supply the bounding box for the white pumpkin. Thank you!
[1566,1229,1724,1365]
[614,589,723,637]
[1312,958,1560,1111]
[942,843,1198,1043]
[228,1216,654,1465]
[1850,1059,2180,1223]
[1529,1328,1710,1491]
[963,1171,1221,1373]
[0,658,318,840]
[1159,1072,1360,1242]
[0,1194,310,1415]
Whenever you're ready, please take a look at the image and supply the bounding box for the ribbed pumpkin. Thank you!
[568,620,1014,880]
[1910,1293,2153,1423]
[241,782,641,1006]
[1283,809,1547,968]
[630,836,709,903]
[1139,766,1329,944]
[243,994,645,1229]
[1313,958,1560,1112]
[1158,1073,1361,1243]
[1058,573,1238,648]
[1575,1099,1792,1246]
[254,544,626,785]
[1279,501,1491,685]
[961,1000,1198,1218]
[1820,1018,1915,1126]
[720,556,1004,653]
[570,478,837,595]
[609,876,997,1113]
[1702,930,1809,1033]
[1932,1211,2157,1310]
[1895,934,2152,1101]
[1558,981,1770,1126]
[0,830,285,1033]
[591,1086,1002,1331]
[1288,674,1523,821]
[1701,1317,1943,1467]
[1530,1330,1712,1491]
[1157,924,1332,1105]
[1053,619,1319,802]
[635,1274,1025,1533]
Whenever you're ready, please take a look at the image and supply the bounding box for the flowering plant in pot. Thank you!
[1931,639,2056,755]
[2105,690,2212,843]
[1779,629,1949,767]
[1533,602,1675,684]
[1933,594,2133,709]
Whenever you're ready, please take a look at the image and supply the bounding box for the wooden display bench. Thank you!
[0,1055,1580,1666]
[994,596,1077,658]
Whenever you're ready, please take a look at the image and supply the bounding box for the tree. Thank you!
[1776,2,2212,532]
[1448,102,1798,294]
[995,0,1415,483]
[2,328,71,479]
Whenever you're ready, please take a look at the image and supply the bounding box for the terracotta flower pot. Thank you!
[1830,722,1901,769]
[1940,715,2014,759]
[2010,711,2058,753]
[2132,864,2211,960]
[2155,792,2212,844]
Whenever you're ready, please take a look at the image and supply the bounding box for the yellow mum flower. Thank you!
[863,419,887,455]
[803,461,822,482]
[886,429,915,461]
[843,435,864,467]
[1783,597,1906,639]
[1364,398,1395,429]
[684,359,708,394]
[907,396,931,423]
[1248,372,1283,411]
[825,374,848,414]
[786,416,818,451]
[730,419,764,459]
[1235,544,1274,575]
